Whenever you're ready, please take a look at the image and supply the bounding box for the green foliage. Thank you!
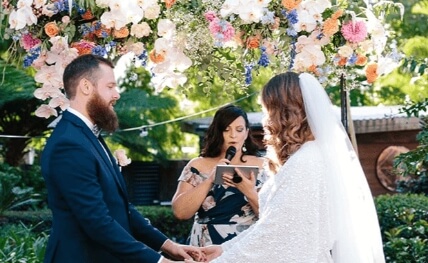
[136,206,193,244]
[393,113,428,194]
[110,66,198,162]
[2,206,193,245]
[0,59,51,166]
[0,163,44,214]
[375,193,428,262]
[0,223,48,263]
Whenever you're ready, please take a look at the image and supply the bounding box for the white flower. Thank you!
[114,149,132,166]
[157,19,176,38]
[131,22,152,38]
[338,45,354,58]
[144,3,161,20]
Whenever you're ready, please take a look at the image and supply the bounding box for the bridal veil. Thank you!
[299,73,385,263]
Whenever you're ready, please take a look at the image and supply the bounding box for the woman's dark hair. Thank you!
[63,54,114,99]
[200,104,259,161]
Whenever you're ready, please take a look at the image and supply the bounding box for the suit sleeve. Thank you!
[128,202,169,250]
[49,140,167,262]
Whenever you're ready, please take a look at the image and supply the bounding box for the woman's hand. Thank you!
[222,167,256,194]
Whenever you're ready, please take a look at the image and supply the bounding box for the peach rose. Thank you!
[44,22,60,38]
[281,0,302,11]
[355,55,368,66]
[323,17,339,36]
[365,63,378,83]
[113,27,130,39]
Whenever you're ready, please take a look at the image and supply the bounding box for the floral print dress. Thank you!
[178,164,268,246]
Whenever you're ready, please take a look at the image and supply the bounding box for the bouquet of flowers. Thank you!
[1,0,403,119]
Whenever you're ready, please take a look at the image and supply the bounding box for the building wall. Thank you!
[356,130,420,196]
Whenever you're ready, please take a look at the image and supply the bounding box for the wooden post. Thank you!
[340,74,359,155]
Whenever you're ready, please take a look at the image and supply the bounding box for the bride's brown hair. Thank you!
[261,72,314,172]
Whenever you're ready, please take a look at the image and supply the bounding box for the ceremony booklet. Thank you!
[214,164,259,185]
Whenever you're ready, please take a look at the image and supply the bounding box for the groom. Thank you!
[41,54,202,263]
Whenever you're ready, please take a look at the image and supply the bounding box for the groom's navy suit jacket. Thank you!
[41,111,168,263]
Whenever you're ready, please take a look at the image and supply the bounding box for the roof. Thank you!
[182,106,423,135]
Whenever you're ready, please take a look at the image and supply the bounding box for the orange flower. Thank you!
[149,49,166,64]
[113,27,130,39]
[164,0,177,9]
[281,0,302,11]
[337,56,347,66]
[71,40,96,55]
[246,35,260,49]
[332,9,344,20]
[323,17,339,36]
[355,55,368,66]
[365,63,378,83]
[44,22,60,38]
[308,64,317,73]
[93,21,111,38]
[81,10,94,20]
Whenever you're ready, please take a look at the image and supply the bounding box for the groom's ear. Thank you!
[79,78,93,96]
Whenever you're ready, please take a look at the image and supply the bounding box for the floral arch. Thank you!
[2,0,403,119]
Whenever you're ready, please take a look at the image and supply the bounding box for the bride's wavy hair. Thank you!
[261,72,314,172]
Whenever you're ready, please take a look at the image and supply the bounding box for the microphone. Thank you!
[224,146,242,183]
[225,146,236,162]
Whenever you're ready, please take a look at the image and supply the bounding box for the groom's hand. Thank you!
[161,240,205,261]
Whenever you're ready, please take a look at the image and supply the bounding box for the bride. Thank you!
[199,72,385,263]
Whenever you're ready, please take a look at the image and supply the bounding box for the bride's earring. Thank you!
[242,143,247,153]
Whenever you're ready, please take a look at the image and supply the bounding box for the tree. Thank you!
[0,59,51,166]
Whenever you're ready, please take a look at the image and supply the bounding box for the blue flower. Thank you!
[23,46,41,68]
[258,47,270,67]
[244,64,254,85]
[92,45,107,57]
[285,9,298,25]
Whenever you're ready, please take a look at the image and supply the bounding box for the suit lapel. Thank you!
[97,136,129,197]
[62,111,128,200]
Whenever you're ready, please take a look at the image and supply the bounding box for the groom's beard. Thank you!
[87,90,119,133]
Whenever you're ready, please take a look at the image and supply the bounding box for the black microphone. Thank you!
[225,146,236,162]
[224,146,242,183]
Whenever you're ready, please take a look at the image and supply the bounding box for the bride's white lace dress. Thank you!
[212,141,334,262]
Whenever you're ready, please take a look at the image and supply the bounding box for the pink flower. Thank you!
[21,33,41,51]
[114,149,132,166]
[204,11,217,22]
[35,104,58,118]
[341,20,368,43]
[208,18,235,43]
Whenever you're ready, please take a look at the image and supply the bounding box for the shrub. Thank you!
[2,206,193,244]
[0,164,41,214]
[0,223,48,263]
[375,193,428,262]
[136,206,193,244]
